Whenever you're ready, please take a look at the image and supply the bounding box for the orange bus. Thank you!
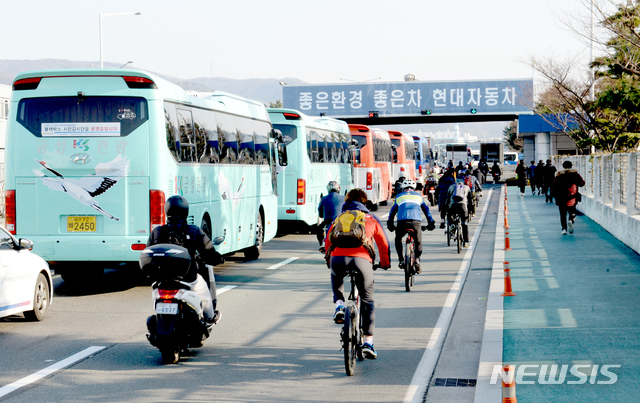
[389,130,416,185]
[349,124,392,210]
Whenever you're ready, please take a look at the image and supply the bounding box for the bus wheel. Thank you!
[244,211,264,260]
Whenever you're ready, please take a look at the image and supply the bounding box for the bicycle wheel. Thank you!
[343,304,357,376]
[456,222,462,254]
[404,238,412,292]
[446,218,451,246]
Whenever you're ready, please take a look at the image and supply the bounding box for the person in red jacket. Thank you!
[553,160,585,235]
[325,188,391,359]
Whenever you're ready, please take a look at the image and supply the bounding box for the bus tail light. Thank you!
[5,190,16,234]
[122,76,158,89]
[297,179,306,205]
[13,77,42,90]
[366,173,373,190]
[283,113,301,120]
[419,165,423,175]
[150,190,166,231]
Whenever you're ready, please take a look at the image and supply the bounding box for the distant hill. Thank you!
[0,59,306,105]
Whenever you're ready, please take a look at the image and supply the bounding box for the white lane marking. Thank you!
[217,285,237,295]
[403,188,494,403]
[266,257,299,270]
[0,346,105,398]
[380,213,389,220]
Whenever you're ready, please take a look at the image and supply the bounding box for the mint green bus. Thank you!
[5,69,286,282]
[267,108,353,232]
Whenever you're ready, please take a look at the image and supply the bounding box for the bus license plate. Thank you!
[156,303,178,315]
[67,216,97,232]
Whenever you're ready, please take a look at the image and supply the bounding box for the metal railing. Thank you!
[552,153,640,216]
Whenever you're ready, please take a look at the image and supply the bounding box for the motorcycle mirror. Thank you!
[212,236,225,245]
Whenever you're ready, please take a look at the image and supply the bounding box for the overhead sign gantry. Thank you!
[282,79,534,125]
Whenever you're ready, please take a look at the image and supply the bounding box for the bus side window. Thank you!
[164,105,180,162]
[177,109,196,162]
[193,108,218,163]
[236,117,255,165]
[308,130,319,163]
[216,112,237,164]
[318,131,326,163]
[254,121,270,165]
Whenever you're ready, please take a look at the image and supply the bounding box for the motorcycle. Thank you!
[492,171,501,183]
[140,238,223,364]
[425,178,438,206]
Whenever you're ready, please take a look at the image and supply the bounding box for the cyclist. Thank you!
[436,168,456,228]
[387,179,436,273]
[317,181,345,253]
[446,177,473,248]
[459,170,483,217]
[325,188,391,359]
[393,173,406,197]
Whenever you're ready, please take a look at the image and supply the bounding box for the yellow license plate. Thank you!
[67,216,97,232]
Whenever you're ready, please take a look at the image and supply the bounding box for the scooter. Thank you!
[425,178,438,206]
[140,239,223,364]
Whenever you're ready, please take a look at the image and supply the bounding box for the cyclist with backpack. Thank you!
[146,195,223,325]
[386,179,436,273]
[317,181,345,253]
[446,177,473,248]
[459,170,482,217]
[325,188,391,359]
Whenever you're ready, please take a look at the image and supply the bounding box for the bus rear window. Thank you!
[16,96,148,137]
[272,124,297,145]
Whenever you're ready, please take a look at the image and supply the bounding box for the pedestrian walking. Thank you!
[534,160,545,195]
[515,160,527,196]
[542,159,557,203]
[553,160,585,235]
[528,160,537,195]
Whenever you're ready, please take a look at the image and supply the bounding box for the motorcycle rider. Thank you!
[317,181,345,253]
[394,173,407,197]
[146,195,222,326]
[491,161,502,182]
[387,179,436,273]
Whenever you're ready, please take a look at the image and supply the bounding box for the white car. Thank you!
[0,225,53,321]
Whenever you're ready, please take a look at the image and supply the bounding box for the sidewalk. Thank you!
[502,186,640,401]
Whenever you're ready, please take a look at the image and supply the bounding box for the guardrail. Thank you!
[552,153,640,253]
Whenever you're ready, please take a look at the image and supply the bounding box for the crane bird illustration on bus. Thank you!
[217,171,245,207]
[33,155,130,221]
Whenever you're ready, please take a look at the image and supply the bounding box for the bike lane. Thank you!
[497,186,640,401]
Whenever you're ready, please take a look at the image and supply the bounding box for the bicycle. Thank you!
[341,262,381,376]
[447,213,463,254]
[401,225,428,292]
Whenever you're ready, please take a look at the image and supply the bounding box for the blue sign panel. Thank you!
[282,79,533,118]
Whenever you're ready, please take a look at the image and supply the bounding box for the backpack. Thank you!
[326,210,376,260]
[452,183,467,202]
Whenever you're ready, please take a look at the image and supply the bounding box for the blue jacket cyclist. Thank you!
[387,179,435,273]
[317,181,345,251]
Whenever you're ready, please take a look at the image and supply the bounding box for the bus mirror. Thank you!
[212,236,225,245]
[278,142,288,166]
[272,129,284,143]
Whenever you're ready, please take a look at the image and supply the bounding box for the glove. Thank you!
[427,221,436,231]
[387,222,395,232]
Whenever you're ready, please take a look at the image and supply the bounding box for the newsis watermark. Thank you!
[490,364,621,385]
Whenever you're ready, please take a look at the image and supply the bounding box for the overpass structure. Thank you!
[282,78,534,125]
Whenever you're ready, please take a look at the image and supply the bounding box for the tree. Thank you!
[503,120,523,152]
[531,0,640,152]
[269,100,283,108]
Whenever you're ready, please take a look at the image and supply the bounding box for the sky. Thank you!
[1,0,596,84]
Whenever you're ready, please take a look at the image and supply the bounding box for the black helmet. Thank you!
[165,195,189,219]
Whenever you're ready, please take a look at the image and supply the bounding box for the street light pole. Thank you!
[99,12,142,68]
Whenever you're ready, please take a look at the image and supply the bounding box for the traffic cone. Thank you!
[502,365,517,402]
[504,214,510,229]
[502,262,516,296]
[504,231,512,251]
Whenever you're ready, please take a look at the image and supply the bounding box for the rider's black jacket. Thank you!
[147,217,220,283]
